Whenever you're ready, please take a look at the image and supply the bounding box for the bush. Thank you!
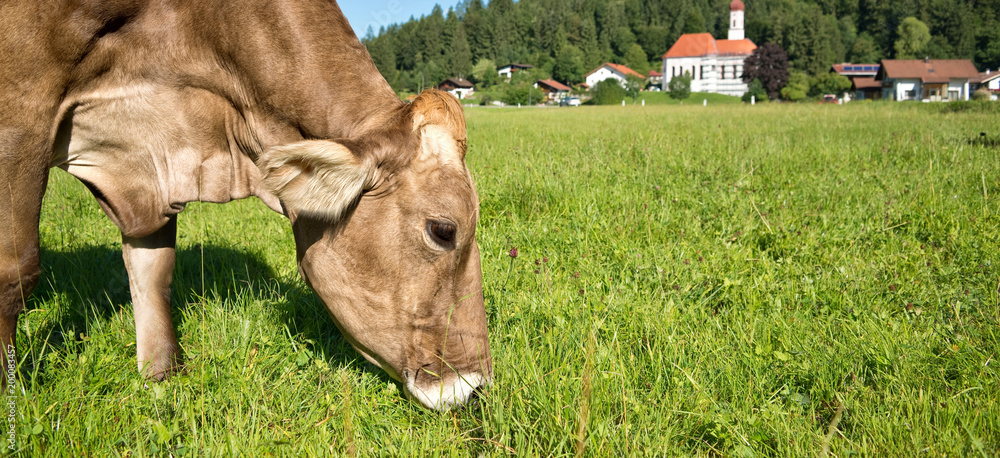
[972,87,992,101]
[501,84,544,106]
[810,72,852,98]
[668,71,692,100]
[591,79,627,105]
[742,78,768,103]
[780,71,810,101]
[625,75,645,102]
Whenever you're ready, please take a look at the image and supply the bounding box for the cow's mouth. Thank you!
[403,369,489,411]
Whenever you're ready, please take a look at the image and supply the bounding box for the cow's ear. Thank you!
[409,90,467,160]
[257,140,372,220]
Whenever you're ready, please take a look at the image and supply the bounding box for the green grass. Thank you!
[637,91,743,105]
[14,102,1000,455]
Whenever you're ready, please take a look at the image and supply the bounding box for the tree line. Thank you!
[361,0,1000,95]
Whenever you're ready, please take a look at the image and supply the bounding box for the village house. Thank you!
[437,77,475,99]
[973,69,1000,100]
[661,0,756,97]
[584,62,645,89]
[647,70,663,89]
[534,79,572,101]
[875,59,980,101]
[832,63,881,100]
[497,63,533,80]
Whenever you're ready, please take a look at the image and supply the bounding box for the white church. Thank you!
[661,0,757,97]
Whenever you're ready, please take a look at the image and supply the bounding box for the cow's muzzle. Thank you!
[403,370,491,411]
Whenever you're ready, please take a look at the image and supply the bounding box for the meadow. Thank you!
[14,101,1000,455]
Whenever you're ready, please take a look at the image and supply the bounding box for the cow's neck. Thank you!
[188,0,403,142]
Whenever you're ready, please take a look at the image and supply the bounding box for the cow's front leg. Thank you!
[0,173,47,390]
[122,216,179,380]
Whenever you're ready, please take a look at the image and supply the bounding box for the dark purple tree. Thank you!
[742,43,790,101]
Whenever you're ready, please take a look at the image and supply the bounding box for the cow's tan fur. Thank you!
[0,0,490,410]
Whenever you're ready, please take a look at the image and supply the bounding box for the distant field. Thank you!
[458,90,741,107]
[637,91,743,105]
[16,102,1000,455]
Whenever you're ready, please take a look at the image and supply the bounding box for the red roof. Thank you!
[664,33,715,58]
[648,70,663,77]
[853,77,881,90]
[536,79,571,92]
[585,62,644,79]
[730,0,745,11]
[716,39,756,56]
[438,77,474,89]
[878,59,980,83]
[664,33,755,58]
[972,70,1000,84]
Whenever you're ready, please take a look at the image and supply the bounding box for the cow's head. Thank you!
[256,90,490,411]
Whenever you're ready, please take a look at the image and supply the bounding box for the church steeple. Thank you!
[728,0,745,41]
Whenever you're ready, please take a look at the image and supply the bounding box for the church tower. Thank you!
[728,0,745,41]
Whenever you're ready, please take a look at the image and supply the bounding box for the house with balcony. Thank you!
[498,63,534,80]
[535,79,572,101]
[875,59,980,102]
[437,78,475,99]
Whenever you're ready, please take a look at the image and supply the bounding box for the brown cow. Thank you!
[0,0,491,410]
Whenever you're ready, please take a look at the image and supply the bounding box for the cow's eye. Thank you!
[427,220,457,247]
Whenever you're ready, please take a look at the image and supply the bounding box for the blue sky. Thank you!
[340,1,455,39]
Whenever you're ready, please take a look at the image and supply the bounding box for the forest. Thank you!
[360,0,1000,96]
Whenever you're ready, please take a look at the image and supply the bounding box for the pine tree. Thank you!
[450,24,473,78]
